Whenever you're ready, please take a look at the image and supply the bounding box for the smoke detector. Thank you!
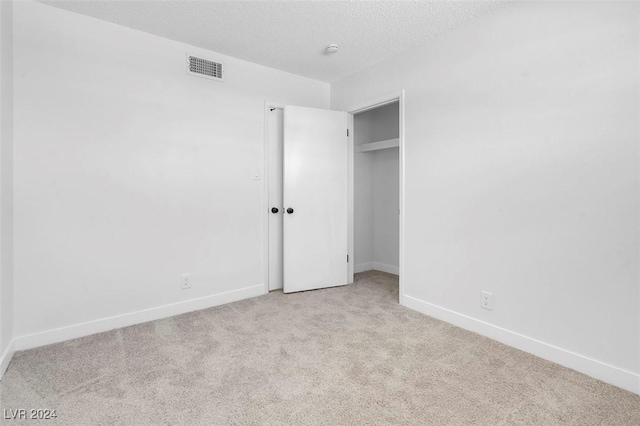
[326,44,338,54]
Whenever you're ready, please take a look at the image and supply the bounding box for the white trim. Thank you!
[15,284,264,351]
[354,262,374,273]
[347,114,354,284]
[397,91,406,305]
[371,262,399,275]
[403,294,640,395]
[354,262,399,275]
[0,339,15,380]
[347,91,403,115]
[347,90,405,304]
[263,102,272,295]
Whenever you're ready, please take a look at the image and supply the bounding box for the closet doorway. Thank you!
[264,93,404,303]
[348,92,405,304]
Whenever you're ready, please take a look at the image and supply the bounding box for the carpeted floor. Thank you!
[1,271,639,425]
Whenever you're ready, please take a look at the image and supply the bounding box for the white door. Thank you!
[268,107,284,290]
[283,106,349,293]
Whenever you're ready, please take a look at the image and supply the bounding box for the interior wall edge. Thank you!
[403,294,640,396]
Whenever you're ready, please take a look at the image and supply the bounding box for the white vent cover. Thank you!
[186,54,223,81]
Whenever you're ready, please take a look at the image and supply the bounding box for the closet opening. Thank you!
[349,92,404,304]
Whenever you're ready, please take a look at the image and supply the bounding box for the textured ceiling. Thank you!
[41,0,506,82]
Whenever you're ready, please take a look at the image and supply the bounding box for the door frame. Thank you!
[347,90,406,305]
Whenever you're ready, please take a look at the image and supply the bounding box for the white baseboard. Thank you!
[403,294,640,395]
[15,284,265,351]
[371,262,399,275]
[354,262,399,275]
[354,262,374,273]
[0,339,15,381]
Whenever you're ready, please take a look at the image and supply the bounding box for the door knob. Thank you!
[271,207,279,214]
[286,208,294,214]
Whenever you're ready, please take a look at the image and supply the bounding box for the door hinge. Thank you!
[347,255,349,262]
[347,129,349,137]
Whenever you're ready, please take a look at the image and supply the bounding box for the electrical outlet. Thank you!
[481,291,493,310]
[181,274,191,289]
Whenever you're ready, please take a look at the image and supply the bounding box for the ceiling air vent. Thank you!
[186,54,224,82]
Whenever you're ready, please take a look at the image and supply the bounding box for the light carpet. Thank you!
[1,271,639,425]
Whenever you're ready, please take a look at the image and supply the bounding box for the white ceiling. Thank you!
[41,0,506,83]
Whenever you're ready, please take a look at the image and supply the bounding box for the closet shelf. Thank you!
[356,138,399,153]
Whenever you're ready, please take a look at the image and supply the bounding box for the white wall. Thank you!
[373,148,399,272]
[353,116,374,269]
[0,0,15,377]
[13,1,329,347]
[353,103,399,273]
[333,1,640,393]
